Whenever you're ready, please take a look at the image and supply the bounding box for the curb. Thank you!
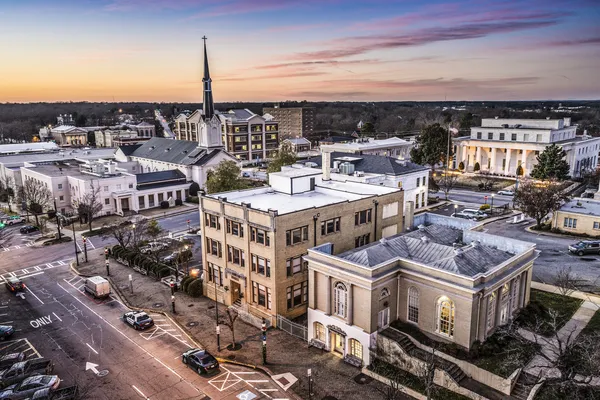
[215,357,274,376]
[524,224,587,240]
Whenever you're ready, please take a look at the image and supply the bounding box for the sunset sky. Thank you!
[1,0,599,102]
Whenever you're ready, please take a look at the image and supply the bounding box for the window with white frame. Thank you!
[437,297,455,337]
[251,254,271,277]
[500,282,511,324]
[408,286,419,323]
[205,213,221,230]
[333,282,347,318]
[594,221,600,230]
[354,209,372,225]
[250,227,270,246]
[207,262,223,286]
[286,281,308,309]
[286,255,306,277]
[378,307,390,329]
[286,226,308,245]
[320,217,341,235]
[314,322,326,342]
[252,282,271,309]
[104,198,109,205]
[487,292,496,331]
[349,338,363,360]
[563,217,577,228]
[103,186,108,192]
[227,245,245,267]
[511,276,520,311]
[58,184,63,190]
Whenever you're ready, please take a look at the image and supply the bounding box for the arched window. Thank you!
[349,338,363,360]
[407,286,419,323]
[314,322,326,342]
[334,283,347,318]
[487,292,496,331]
[437,297,455,337]
[380,287,390,299]
[511,276,520,311]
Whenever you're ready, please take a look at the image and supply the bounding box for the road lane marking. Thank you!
[86,343,99,355]
[132,385,149,399]
[0,321,13,325]
[52,312,63,322]
[56,282,202,394]
[25,285,45,305]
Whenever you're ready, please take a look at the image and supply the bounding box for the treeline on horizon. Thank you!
[0,100,599,143]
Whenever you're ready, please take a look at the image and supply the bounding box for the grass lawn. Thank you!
[579,308,600,337]
[515,289,583,336]
[390,321,536,378]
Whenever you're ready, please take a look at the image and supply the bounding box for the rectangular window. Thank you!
[488,132,493,140]
[252,282,271,309]
[476,132,482,139]
[563,217,578,228]
[104,198,109,205]
[286,281,308,309]
[250,227,270,246]
[208,263,223,286]
[116,184,122,190]
[511,133,517,141]
[129,183,134,189]
[355,233,370,248]
[148,195,155,208]
[138,196,145,209]
[286,226,308,246]
[286,255,307,277]
[499,133,505,141]
[206,238,222,257]
[354,209,372,226]
[167,191,173,199]
[251,144,262,150]
[593,221,600,230]
[226,219,244,237]
[421,192,425,207]
[416,177,420,187]
[227,245,245,267]
[103,186,108,192]
[158,193,164,202]
[382,202,398,219]
[320,217,341,235]
[251,254,271,277]
[57,184,63,190]
[523,134,529,142]
[204,213,221,230]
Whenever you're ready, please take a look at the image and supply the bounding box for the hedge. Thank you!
[187,279,203,297]
[181,276,194,292]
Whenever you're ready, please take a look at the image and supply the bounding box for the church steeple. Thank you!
[202,36,215,121]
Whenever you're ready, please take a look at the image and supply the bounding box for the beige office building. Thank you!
[199,160,404,325]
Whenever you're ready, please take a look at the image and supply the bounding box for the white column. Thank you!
[347,283,353,326]
[326,276,332,315]
[490,147,497,173]
[521,150,528,175]
[504,148,512,175]
[475,147,482,168]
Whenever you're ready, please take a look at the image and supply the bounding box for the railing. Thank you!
[276,314,307,341]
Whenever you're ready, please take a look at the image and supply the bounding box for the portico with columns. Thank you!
[455,142,538,176]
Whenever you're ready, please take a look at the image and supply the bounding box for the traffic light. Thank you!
[104,248,109,260]
[261,319,267,342]
[82,236,87,244]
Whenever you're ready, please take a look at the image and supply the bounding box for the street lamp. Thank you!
[491,194,495,216]
[53,198,62,240]
[72,218,79,267]
[183,245,189,275]
[214,279,221,351]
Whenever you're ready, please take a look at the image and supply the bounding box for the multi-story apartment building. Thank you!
[306,213,538,366]
[263,105,315,140]
[199,156,404,325]
[218,109,279,162]
[455,117,600,177]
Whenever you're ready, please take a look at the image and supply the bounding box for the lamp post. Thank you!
[491,194,495,216]
[261,318,267,365]
[308,369,314,400]
[72,219,79,267]
[454,204,458,215]
[53,198,62,240]
[171,295,176,314]
[184,245,189,276]
[82,235,88,263]
[214,280,221,351]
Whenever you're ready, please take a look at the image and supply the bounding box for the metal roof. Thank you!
[302,152,429,176]
[129,137,226,166]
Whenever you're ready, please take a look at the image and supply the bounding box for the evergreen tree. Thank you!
[409,123,452,173]
[473,162,480,172]
[206,161,248,194]
[267,142,296,173]
[530,144,570,181]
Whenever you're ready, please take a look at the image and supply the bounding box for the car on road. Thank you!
[19,226,39,234]
[0,354,25,371]
[0,375,60,400]
[0,326,14,341]
[5,278,24,293]
[497,190,515,196]
[139,242,168,254]
[181,348,219,375]
[451,212,475,220]
[568,240,600,256]
[122,311,154,330]
[1,217,25,226]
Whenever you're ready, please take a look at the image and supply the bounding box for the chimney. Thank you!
[322,151,331,181]
[564,117,571,127]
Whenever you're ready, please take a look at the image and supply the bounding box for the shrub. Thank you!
[175,198,183,206]
[181,276,194,292]
[458,161,465,171]
[157,266,171,278]
[187,279,203,297]
[160,201,169,209]
[473,162,481,172]
[186,196,199,204]
[479,204,491,211]
[189,182,200,196]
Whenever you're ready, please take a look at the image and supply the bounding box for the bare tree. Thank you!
[473,171,497,192]
[222,307,239,350]
[371,361,411,400]
[437,173,459,200]
[513,180,568,229]
[102,217,149,249]
[19,178,51,227]
[415,347,437,400]
[75,182,103,232]
[553,266,580,298]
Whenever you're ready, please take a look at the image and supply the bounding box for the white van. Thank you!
[84,276,111,299]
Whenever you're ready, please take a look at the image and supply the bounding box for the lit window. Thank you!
[437,297,455,337]
[349,339,363,360]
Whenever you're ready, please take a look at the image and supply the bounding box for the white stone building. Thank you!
[321,137,413,159]
[454,117,600,177]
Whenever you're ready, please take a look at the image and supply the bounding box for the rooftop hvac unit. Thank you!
[339,162,355,175]
[354,171,365,177]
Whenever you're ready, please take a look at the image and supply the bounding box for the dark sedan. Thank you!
[19,225,39,234]
[0,326,14,341]
[182,348,219,375]
[5,277,24,292]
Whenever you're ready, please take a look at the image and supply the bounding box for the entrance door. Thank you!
[121,198,130,211]
[331,333,345,355]
[231,281,241,304]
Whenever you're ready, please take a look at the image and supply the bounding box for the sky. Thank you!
[0,0,599,102]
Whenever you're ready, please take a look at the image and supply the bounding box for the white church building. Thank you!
[454,117,600,178]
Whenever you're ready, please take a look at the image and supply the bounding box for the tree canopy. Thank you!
[267,142,296,174]
[530,144,570,181]
[513,180,568,228]
[409,123,452,171]
[206,160,248,194]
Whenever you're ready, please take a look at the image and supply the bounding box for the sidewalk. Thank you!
[138,204,197,220]
[73,249,398,400]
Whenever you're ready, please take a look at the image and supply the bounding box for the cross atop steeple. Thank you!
[202,35,214,121]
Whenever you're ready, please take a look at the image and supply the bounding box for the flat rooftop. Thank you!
[559,198,600,216]
[210,180,398,215]
[0,148,116,167]
[336,224,516,278]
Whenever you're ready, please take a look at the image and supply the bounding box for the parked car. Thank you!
[568,240,600,256]
[0,375,60,400]
[451,212,476,220]
[83,277,110,299]
[19,226,39,234]
[0,326,14,341]
[0,359,53,388]
[0,354,25,371]
[2,216,25,226]
[28,385,78,400]
[139,242,168,254]
[5,278,24,293]
[497,190,515,196]
[181,348,219,375]
[122,311,154,330]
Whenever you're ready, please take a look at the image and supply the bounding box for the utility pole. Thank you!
[261,318,267,365]
[215,280,221,351]
[308,369,314,400]
[82,236,88,263]
[104,248,110,276]
[53,198,61,240]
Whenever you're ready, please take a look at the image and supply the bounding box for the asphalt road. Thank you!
[155,210,200,234]
[435,189,515,208]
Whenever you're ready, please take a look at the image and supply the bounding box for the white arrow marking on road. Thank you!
[16,292,25,299]
[85,362,99,375]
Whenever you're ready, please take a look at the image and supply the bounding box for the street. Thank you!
[436,188,514,209]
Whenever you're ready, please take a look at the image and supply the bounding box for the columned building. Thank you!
[454,117,600,178]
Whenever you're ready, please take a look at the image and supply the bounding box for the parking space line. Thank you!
[52,312,63,322]
[86,343,99,355]
[0,321,13,325]
[25,285,45,305]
